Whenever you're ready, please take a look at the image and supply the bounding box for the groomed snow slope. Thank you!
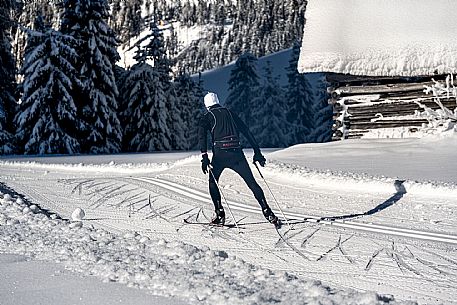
[0,192,403,305]
[2,136,457,304]
[298,0,457,76]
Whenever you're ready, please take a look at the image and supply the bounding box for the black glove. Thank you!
[253,150,266,167]
[201,153,211,174]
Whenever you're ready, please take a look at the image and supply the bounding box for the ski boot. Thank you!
[263,208,281,228]
[210,209,225,226]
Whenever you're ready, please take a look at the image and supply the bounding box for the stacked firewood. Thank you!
[327,74,457,140]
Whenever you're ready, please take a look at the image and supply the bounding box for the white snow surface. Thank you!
[298,0,457,76]
[2,136,457,304]
[0,253,185,305]
[0,192,398,305]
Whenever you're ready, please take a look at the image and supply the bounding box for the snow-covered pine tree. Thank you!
[167,84,186,150]
[252,61,288,147]
[0,0,18,154]
[16,24,83,154]
[143,22,171,74]
[113,64,127,92]
[225,52,260,128]
[119,62,170,151]
[307,73,333,143]
[285,41,314,145]
[165,23,178,59]
[114,0,144,44]
[173,72,205,150]
[147,22,186,150]
[119,22,177,152]
[60,0,122,154]
[12,0,60,71]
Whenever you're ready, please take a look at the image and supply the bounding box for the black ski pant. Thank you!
[208,149,269,213]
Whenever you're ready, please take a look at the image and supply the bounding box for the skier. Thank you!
[198,92,279,226]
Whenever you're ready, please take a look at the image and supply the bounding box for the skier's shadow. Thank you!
[323,180,407,221]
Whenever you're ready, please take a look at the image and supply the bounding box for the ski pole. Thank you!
[254,162,291,229]
[208,166,241,232]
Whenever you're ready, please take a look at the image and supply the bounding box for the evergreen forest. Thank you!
[0,0,332,155]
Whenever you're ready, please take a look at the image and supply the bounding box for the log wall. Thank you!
[327,74,457,140]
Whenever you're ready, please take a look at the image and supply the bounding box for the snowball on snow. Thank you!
[71,207,85,221]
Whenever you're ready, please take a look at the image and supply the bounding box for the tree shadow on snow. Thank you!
[322,180,407,221]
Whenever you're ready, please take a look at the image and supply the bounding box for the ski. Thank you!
[183,218,281,228]
[183,219,238,228]
[287,217,337,225]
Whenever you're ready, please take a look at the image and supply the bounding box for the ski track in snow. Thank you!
[1,156,457,304]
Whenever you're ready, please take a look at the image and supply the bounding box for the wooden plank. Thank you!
[347,113,417,122]
[348,120,427,130]
[347,107,420,116]
[346,100,457,114]
[334,82,432,97]
[343,94,457,105]
[326,73,447,87]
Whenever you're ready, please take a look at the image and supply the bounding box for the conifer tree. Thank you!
[167,85,186,150]
[0,0,18,154]
[146,22,186,150]
[252,61,288,147]
[119,22,177,152]
[174,72,205,150]
[143,22,171,74]
[308,73,332,143]
[12,0,61,72]
[119,61,171,152]
[285,41,314,145]
[225,52,260,127]
[60,0,122,154]
[16,26,83,154]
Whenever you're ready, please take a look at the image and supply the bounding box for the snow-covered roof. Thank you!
[298,0,457,77]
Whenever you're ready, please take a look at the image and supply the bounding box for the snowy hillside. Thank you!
[11,0,306,75]
[2,135,457,304]
[195,48,292,104]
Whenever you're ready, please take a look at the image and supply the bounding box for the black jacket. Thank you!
[198,104,259,153]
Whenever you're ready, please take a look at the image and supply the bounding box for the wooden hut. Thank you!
[298,0,457,140]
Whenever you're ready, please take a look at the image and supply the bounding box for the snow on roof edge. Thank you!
[298,46,457,77]
[298,0,457,77]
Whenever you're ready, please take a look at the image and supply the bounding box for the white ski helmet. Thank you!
[204,92,220,109]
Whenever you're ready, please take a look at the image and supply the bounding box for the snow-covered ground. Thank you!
[0,254,185,305]
[1,136,457,304]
